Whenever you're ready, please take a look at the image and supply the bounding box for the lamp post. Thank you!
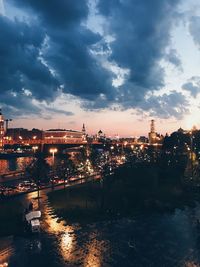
[32,146,38,154]
[50,148,58,164]
[50,148,58,189]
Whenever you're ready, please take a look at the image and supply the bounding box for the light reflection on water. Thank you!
[0,157,33,174]
[40,191,104,266]
[184,262,200,267]
[4,190,200,266]
[30,191,77,263]
[83,235,103,267]
[0,237,14,267]
[60,232,75,262]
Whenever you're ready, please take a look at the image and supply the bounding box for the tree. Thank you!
[26,153,50,203]
[54,153,75,188]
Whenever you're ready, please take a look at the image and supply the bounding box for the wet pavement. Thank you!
[2,189,200,267]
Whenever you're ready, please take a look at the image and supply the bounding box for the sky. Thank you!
[0,0,200,137]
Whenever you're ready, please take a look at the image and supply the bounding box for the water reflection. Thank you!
[83,235,103,267]
[184,263,200,267]
[60,232,76,262]
[0,263,8,267]
[44,205,76,262]
[5,189,200,266]
[0,237,14,267]
[0,157,33,174]
[31,191,77,263]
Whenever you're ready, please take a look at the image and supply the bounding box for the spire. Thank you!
[150,119,155,133]
[82,123,86,133]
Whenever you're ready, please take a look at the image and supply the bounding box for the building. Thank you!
[148,120,157,145]
[148,120,164,145]
[137,136,148,143]
[5,128,42,142]
[44,129,85,143]
[0,109,4,150]
[82,123,86,141]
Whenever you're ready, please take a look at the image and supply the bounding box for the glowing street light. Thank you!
[50,148,58,164]
[50,148,58,189]
[32,146,38,154]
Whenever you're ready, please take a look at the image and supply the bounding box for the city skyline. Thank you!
[2,2,200,266]
[1,1,200,135]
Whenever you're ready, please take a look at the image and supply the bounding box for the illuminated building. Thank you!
[44,129,84,143]
[5,128,42,141]
[148,120,157,145]
[138,136,148,143]
[82,123,86,141]
[148,120,164,145]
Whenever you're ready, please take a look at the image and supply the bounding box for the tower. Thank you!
[82,123,86,134]
[149,119,156,145]
[0,109,5,150]
[150,120,155,133]
[82,123,86,141]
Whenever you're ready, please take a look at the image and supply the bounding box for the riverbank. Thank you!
[48,163,200,225]
[0,177,96,237]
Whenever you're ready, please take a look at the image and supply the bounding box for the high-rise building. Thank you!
[0,109,4,150]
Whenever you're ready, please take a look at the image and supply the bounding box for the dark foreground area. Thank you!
[2,204,200,267]
[48,162,199,225]
[2,162,200,266]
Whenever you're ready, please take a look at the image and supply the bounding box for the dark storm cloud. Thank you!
[182,77,200,97]
[0,90,41,118]
[1,0,188,119]
[80,0,186,118]
[140,91,189,119]
[0,15,59,103]
[45,107,73,116]
[98,0,180,91]
[11,0,88,27]
[8,0,113,102]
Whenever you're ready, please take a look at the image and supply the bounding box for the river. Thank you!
[0,157,33,174]
[1,188,200,267]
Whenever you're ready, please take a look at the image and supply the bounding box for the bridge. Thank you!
[4,138,102,146]
[3,138,104,153]
[3,138,162,150]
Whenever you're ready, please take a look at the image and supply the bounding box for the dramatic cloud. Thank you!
[97,0,180,91]
[189,15,200,47]
[0,0,189,119]
[182,76,200,97]
[9,0,113,100]
[0,15,59,101]
[165,49,182,70]
[140,91,189,119]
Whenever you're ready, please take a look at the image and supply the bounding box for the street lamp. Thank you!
[32,146,38,154]
[49,148,58,189]
[49,148,58,164]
